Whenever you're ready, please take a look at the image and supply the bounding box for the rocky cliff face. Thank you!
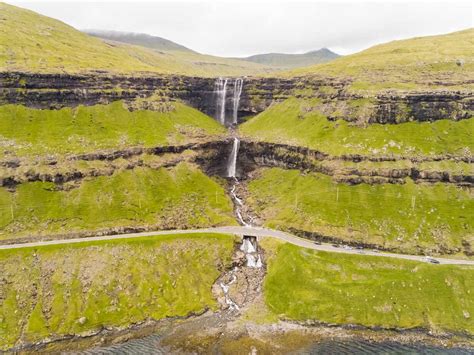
[3,137,469,188]
[0,140,234,188]
[238,140,474,186]
[1,72,472,185]
[1,72,472,124]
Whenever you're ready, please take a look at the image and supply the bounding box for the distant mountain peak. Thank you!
[241,48,340,68]
[305,47,333,55]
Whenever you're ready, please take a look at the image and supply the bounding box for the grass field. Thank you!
[0,3,272,76]
[0,233,235,350]
[287,29,474,90]
[240,97,473,158]
[0,101,225,159]
[263,240,474,335]
[0,163,236,241]
[247,168,473,255]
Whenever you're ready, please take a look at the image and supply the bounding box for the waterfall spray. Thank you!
[227,138,240,178]
[232,78,243,125]
[215,78,228,125]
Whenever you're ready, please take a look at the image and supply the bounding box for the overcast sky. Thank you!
[9,0,474,57]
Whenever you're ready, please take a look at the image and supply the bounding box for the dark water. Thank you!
[82,335,473,354]
[79,334,168,354]
[304,339,473,354]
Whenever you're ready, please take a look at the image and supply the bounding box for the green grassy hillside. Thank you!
[0,163,236,241]
[240,98,473,158]
[248,168,473,256]
[0,101,225,159]
[0,3,272,76]
[288,29,474,90]
[0,233,234,350]
[264,241,474,335]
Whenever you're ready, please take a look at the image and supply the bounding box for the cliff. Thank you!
[2,72,472,124]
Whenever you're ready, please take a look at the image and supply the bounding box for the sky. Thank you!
[9,0,474,57]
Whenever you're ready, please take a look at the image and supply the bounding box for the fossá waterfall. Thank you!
[214,78,243,126]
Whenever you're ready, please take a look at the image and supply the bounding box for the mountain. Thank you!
[288,28,474,88]
[87,30,340,70]
[0,3,274,76]
[241,48,340,68]
[85,29,195,53]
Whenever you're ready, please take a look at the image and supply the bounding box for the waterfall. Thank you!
[227,138,240,178]
[215,77,228,125]
[232,78,243,125]
[214,78,242,126]
[246,254,257,268]
[241,237,263,269]
[240,238,256,253]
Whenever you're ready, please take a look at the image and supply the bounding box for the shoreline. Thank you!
[13,309,474,353]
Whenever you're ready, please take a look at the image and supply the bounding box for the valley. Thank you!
[0,2,473,352]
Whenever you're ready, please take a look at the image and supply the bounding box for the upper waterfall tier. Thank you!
[213,78,244,126]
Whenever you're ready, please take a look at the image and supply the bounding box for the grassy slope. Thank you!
[0,101,225,159]
[288,29,474,89]
[240,97,473,158]
[0,3,272,76]
[0,233,234,350]
[264,241,474,335]
[0,163,236,241]
[248,168,473,255]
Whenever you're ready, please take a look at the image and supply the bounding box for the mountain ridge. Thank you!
[84,29,196,53]
[240,48,340,68]
[84,29,340,69]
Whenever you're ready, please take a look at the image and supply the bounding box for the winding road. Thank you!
[1,226,473,265]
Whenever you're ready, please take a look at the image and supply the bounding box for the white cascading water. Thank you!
[240,238,256,253]
[227,137,240,178]
[215,77,228,125]
[232,78,243,125]
[219,270,240,311]
[241,238,263,268]
[227,138,252,227]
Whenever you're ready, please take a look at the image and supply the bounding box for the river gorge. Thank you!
[1,13,473,352]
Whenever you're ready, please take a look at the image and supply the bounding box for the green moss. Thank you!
[240,97,473,158]
[247,167,473,255]
[264,242,474,334]
[0,101,225,158]
[0,163,237,241]
[293,87,315,97]
[0,233,234,350]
